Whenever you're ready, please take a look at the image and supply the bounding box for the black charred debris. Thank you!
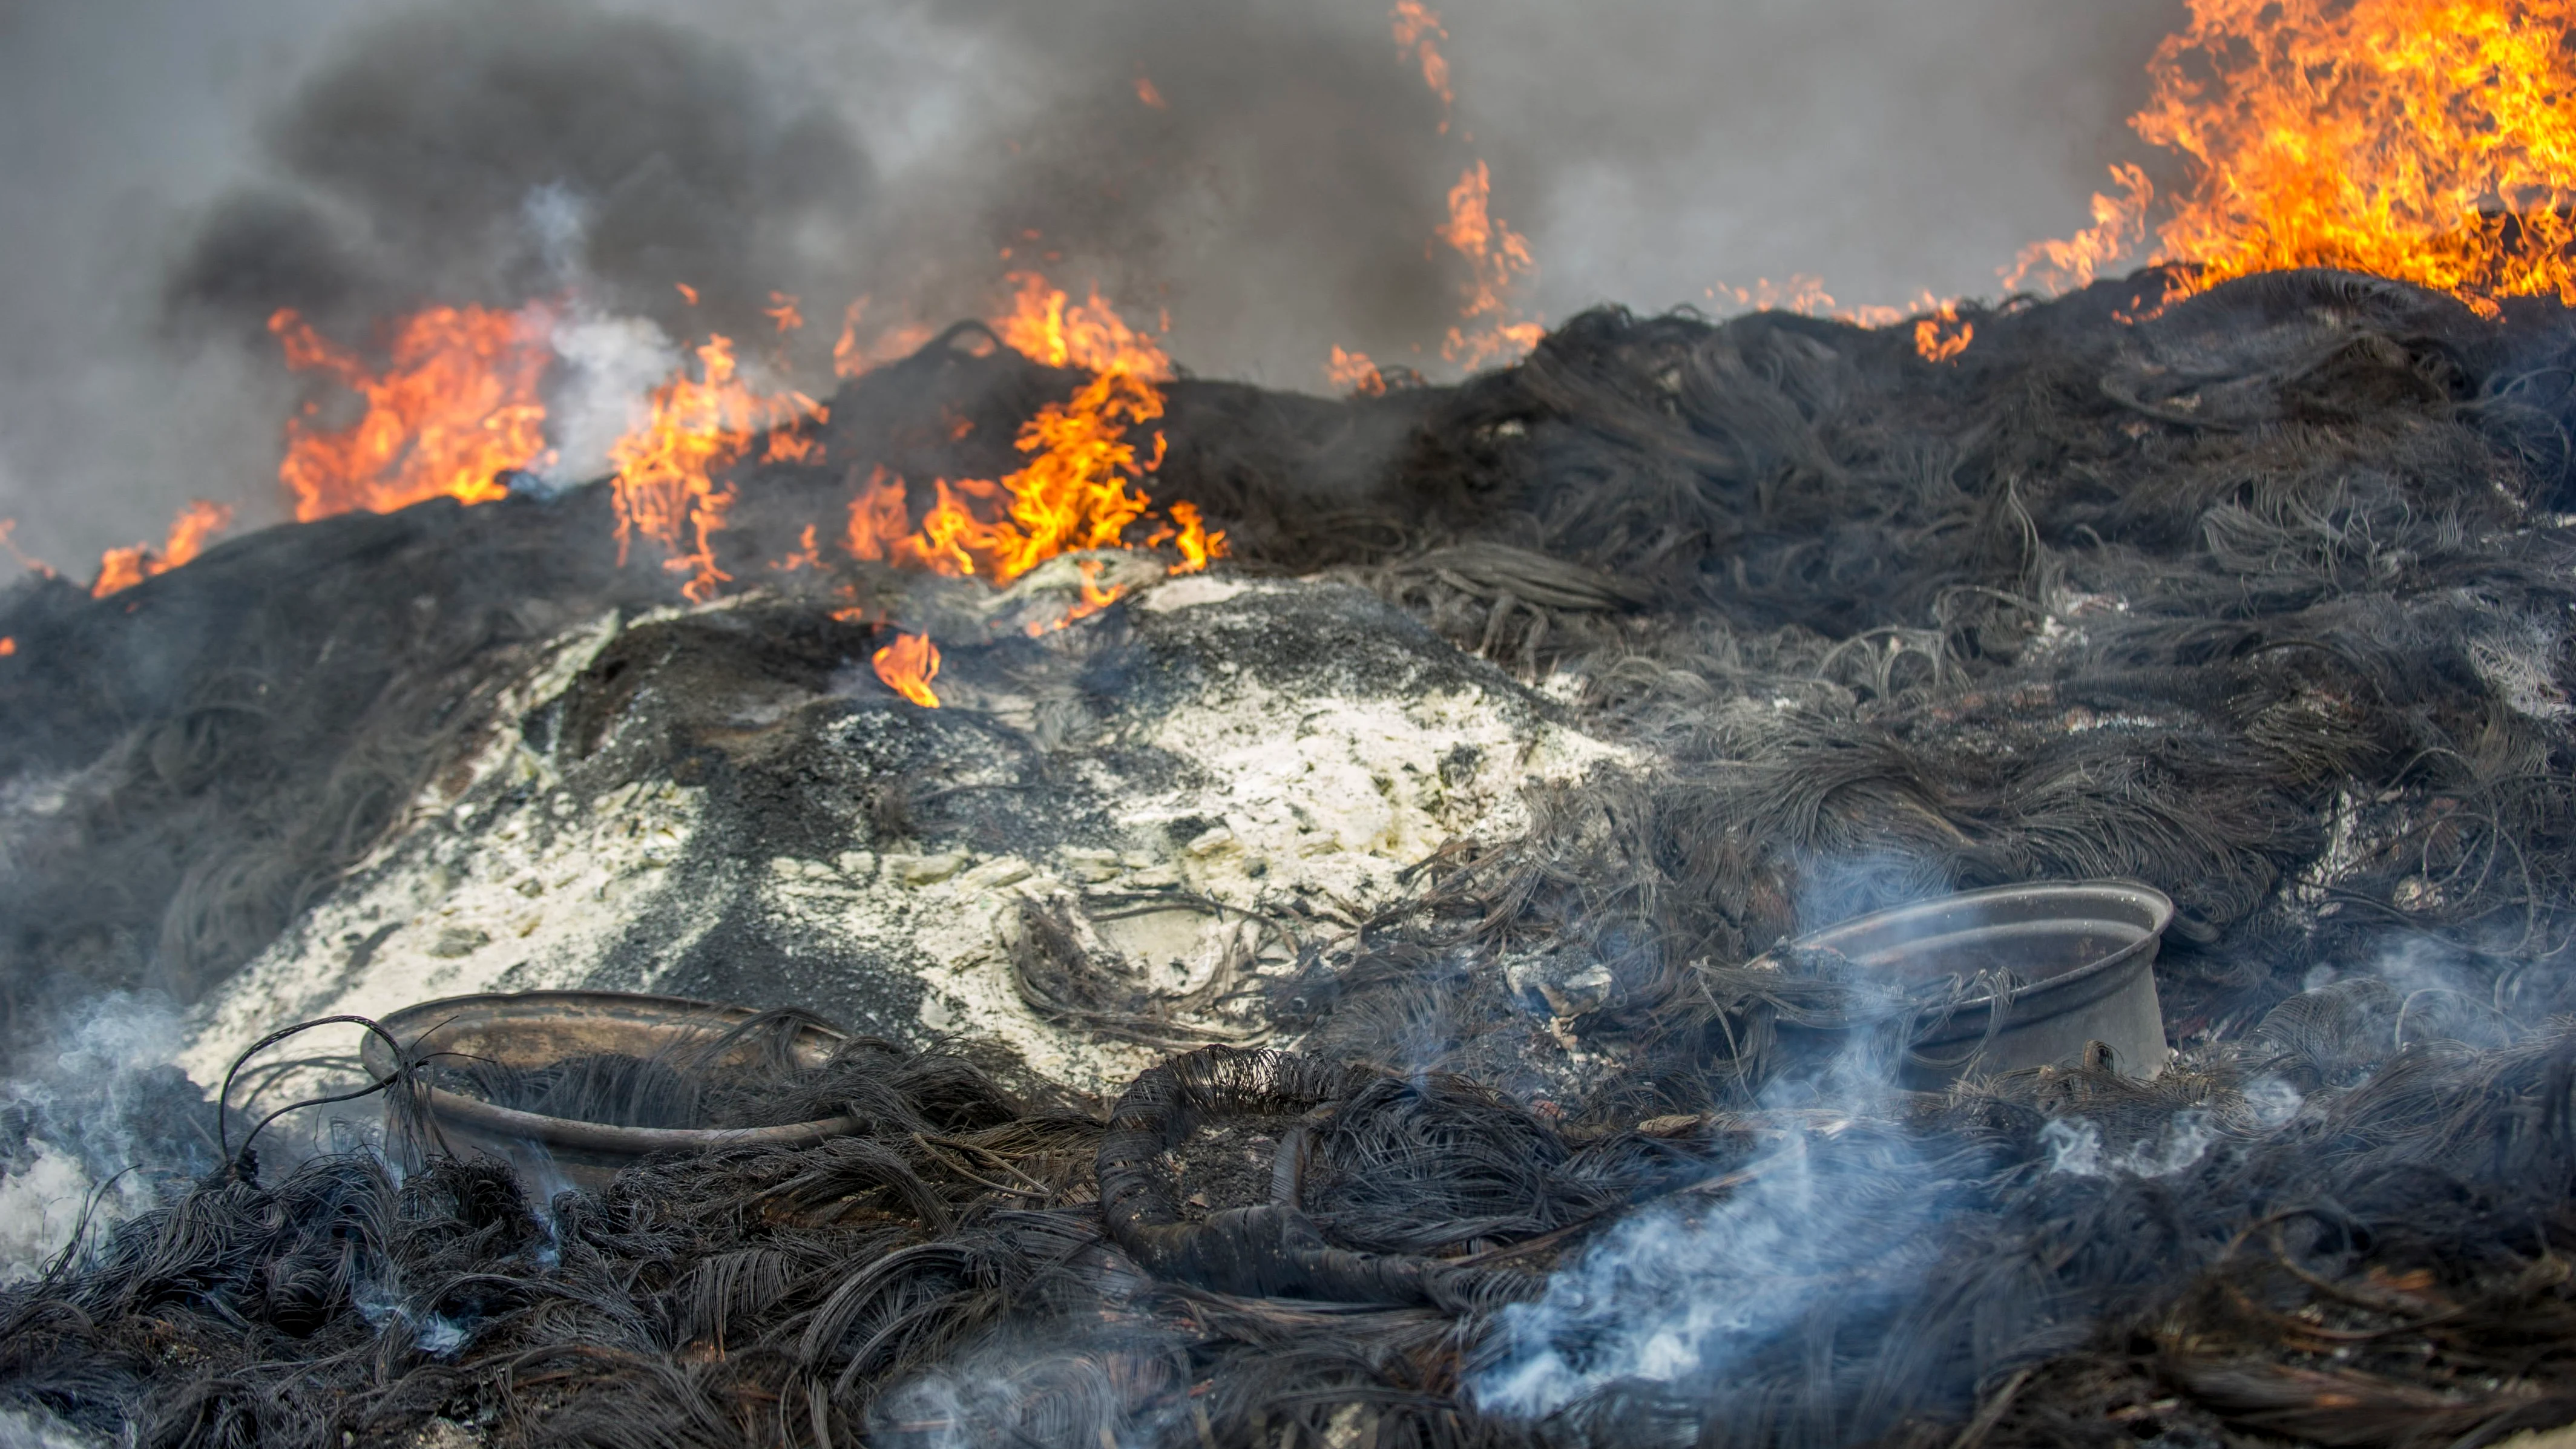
[10,268,2576,1447]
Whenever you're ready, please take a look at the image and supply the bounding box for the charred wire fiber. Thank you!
[18,268,2576,1445]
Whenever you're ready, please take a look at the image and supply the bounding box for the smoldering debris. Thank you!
[8,265,2576,1445]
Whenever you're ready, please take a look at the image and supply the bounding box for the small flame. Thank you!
[873,632,942,707]
[832,298,938,380]
[1326,346,1388,396]
[1135,76,1168,109]
[1392,1,1454,114]
[608,334,822,603]
[90,500,234,599]
[1163,501,1224,575]
[765,292,804,333]
[771,523,821,572]
[1913,305,1974,363]
[675,283,699,306]
[2010,0,2576,313]
[0,519,52,578]
[844,466,910,562]
[0,637,16,657]
[1023,557,1131,639]
[269,305,553,522]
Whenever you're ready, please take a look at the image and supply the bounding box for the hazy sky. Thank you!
[0,0,2182,565]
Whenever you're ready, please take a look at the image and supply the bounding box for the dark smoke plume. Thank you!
[1,0,2175,560]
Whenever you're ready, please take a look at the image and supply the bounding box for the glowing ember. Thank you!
[608,334,822,603]
[90,500,234,599]
[1134,76,1168,109]
[0,637,15,657]
[269,305,553,522]
[1913,305,1974,363]
[2011,0,2576,312]
[1326,346,1389,396]
[873,631,942,707]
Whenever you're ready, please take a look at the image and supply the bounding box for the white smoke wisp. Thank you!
[2039,1108,2217,1178]
[0,994,197,1281]
[0,1403,107,1448]
[506,185,685,494]
[1471,1013,1938,1422]
[540,307,679,491]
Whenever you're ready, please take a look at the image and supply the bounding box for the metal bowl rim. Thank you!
[1779,878,2178,1016]
[361,989,861,1154]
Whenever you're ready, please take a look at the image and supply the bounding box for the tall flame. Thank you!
[269,305,553,521]
[1338,4,1545,375]
[91,500,234,599]
[1438,162,1545,367]
[608,335,822,603]
[2011,0,2576,312]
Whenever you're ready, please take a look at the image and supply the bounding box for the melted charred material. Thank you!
[12,269,2576,1445]
[1096,1047,1540,1310]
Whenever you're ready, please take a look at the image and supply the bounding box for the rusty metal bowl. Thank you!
[1779,880,2178,1088]
[360,990,859,1195]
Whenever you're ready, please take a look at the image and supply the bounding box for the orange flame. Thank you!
[832,298,938,380]
[269,306,553,522]
[1437,162,1543,367]
[1163,501,1223,574]
[844,466,910,562]
[91,500,234,599]
[771,523,821,573]
[904,367,1165,584]
[1913,304,1974,363]
[835,275,1224,613]
[2011,0,2576,312]
[1326,345,1388,396]
[608,334,822,603]
[1392,1,1454,113]
[873,632,941,707]
[1135,76,1168,109]
[765,292,804,333]
[0,637,15,657]
[993,273,1174,378]
[0,519,51,578]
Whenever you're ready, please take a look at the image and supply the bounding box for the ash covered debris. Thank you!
[7,266,2576,1445]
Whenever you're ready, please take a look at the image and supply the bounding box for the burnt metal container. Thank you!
[1782,880,2178,1089]
[360,990,859,1195]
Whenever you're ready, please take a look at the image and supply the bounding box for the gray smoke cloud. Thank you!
[0,0,2183,565]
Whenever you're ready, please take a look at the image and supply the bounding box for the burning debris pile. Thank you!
[10,0,2576,1442]
[3,262,2576,1448]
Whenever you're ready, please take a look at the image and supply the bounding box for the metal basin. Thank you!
[1779,881,2177,1088]
[360,990,859,1195]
